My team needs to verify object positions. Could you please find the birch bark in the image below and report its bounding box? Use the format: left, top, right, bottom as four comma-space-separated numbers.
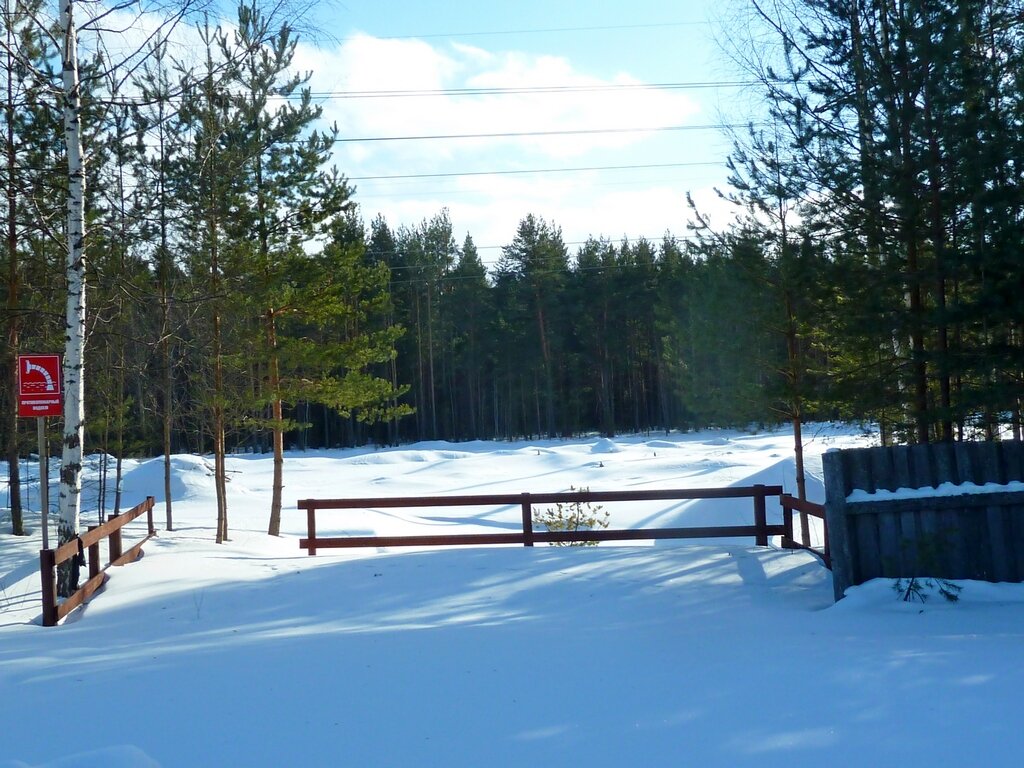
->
57, 0, 86, 597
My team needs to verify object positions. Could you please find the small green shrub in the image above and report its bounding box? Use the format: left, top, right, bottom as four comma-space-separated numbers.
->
893, 576, 962, 603
533, 486, 610, 546
893, 531, 962, 603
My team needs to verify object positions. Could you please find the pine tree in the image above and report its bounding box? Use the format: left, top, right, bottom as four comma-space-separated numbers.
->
495, 214, 569, 438
216, 3, 352, 536
1, 0, 62, 536
443, 234, 493, 439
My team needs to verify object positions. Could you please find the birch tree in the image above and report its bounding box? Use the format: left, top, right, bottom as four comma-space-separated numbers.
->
54, 0, 201, 593
55, 0, 86, 596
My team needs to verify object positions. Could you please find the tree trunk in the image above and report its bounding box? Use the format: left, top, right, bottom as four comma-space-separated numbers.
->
267, 309, 284, 536
5, 12, 22, 535
784, 290, 807, 502
57, 0, 86, 597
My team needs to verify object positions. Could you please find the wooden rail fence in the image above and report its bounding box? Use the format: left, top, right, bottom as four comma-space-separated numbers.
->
298, 485, 821, 554
780, 494, 829, 567
39, 496, 156, 627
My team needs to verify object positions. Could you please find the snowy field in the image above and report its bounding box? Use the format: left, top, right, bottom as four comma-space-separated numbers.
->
2, 425, 1024, 767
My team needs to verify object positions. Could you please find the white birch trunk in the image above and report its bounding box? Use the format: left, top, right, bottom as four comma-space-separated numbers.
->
57, 0, 86, 597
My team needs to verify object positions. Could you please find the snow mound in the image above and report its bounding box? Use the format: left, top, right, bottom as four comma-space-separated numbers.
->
590, 438, 621, 454
645, 440, 680, 450
0, 745, 161, 768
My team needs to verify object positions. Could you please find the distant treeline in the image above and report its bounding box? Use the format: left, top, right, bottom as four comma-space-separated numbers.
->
4, 0, 1024, 470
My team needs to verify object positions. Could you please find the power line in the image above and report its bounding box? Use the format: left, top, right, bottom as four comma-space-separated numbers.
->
335, 124, 744, 143
349, 161, 721, 181
362, 21, 710, 42
298, 81, 757, 100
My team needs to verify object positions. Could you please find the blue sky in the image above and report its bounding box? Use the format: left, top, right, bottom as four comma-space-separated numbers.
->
294, 2, 751, 261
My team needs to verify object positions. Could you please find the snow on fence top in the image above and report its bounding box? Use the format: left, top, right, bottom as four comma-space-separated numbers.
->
847, 480, 1024, 503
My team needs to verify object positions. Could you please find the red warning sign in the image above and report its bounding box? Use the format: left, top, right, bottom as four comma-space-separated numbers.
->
18, 354, 62, 418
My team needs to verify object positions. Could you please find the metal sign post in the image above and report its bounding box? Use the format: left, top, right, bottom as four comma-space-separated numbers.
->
38, 417, 48, 550
18, 354, 61, 548
17, 355, 62, 418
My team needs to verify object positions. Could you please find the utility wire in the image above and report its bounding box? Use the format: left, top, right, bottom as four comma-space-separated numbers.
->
363, 21, 710, 41
349, 161, 721, 181
334, 124, 744, 143
295, 81, 757, 100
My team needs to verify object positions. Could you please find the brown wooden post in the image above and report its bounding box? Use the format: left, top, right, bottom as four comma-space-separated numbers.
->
754, 485, 768, 546
306, 504, 317, 556
822, 450, 852, 600
822, 517, 831, 569
521, 493, 534, 547
108, 514, 123, 564
87, 524, 100, 581
39, 548, 58, 627
781, 496, 794, 547
146, 496, 155, 536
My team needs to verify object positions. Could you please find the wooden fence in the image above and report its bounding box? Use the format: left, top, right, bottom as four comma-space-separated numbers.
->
299, 485, 806, 553
39, 496, 156, 626
780, 494, 829, 567
823, 442, 1024, 600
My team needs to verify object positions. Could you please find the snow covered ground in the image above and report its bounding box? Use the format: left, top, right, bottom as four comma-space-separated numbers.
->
2, 425, 1023, 767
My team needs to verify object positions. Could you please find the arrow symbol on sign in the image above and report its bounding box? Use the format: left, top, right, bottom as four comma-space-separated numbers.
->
25, 359, 56, 391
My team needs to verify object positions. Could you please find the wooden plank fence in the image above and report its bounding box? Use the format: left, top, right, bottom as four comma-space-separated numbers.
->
39, 496, 156, 626
823, 442, 1024, 600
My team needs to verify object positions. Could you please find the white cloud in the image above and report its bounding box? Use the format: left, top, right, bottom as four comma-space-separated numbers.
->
86, 11, 733, 265
296, 33, 728, 261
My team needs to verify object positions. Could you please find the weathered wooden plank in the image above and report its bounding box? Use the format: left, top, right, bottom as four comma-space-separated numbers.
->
974, 442, 1004, 485
1008, 504, 1024, 583
985, 505, 1012, 582
870, 446, 896, 493
960, 504, 989, 580
846, 449, 875, 495
910, 443, 936, 488
1002, 443, 1024, 483
938, 507, 965, 578
854, 513, 882, 582
823, 450, 854, 600
897, 510, 919, 578
953, 442, 976, 486
876, 508, 902, 578
846, 491, 1024, 515
932, 442, 956, 486
892, 447, 913, 490
824, 444, 1024, 592
915, 507, 942, 574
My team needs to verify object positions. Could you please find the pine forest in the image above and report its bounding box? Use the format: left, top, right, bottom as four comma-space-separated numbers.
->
4, 0, 1024, 528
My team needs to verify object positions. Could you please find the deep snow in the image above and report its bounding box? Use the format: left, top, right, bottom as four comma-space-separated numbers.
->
1, 425, 1023, 767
